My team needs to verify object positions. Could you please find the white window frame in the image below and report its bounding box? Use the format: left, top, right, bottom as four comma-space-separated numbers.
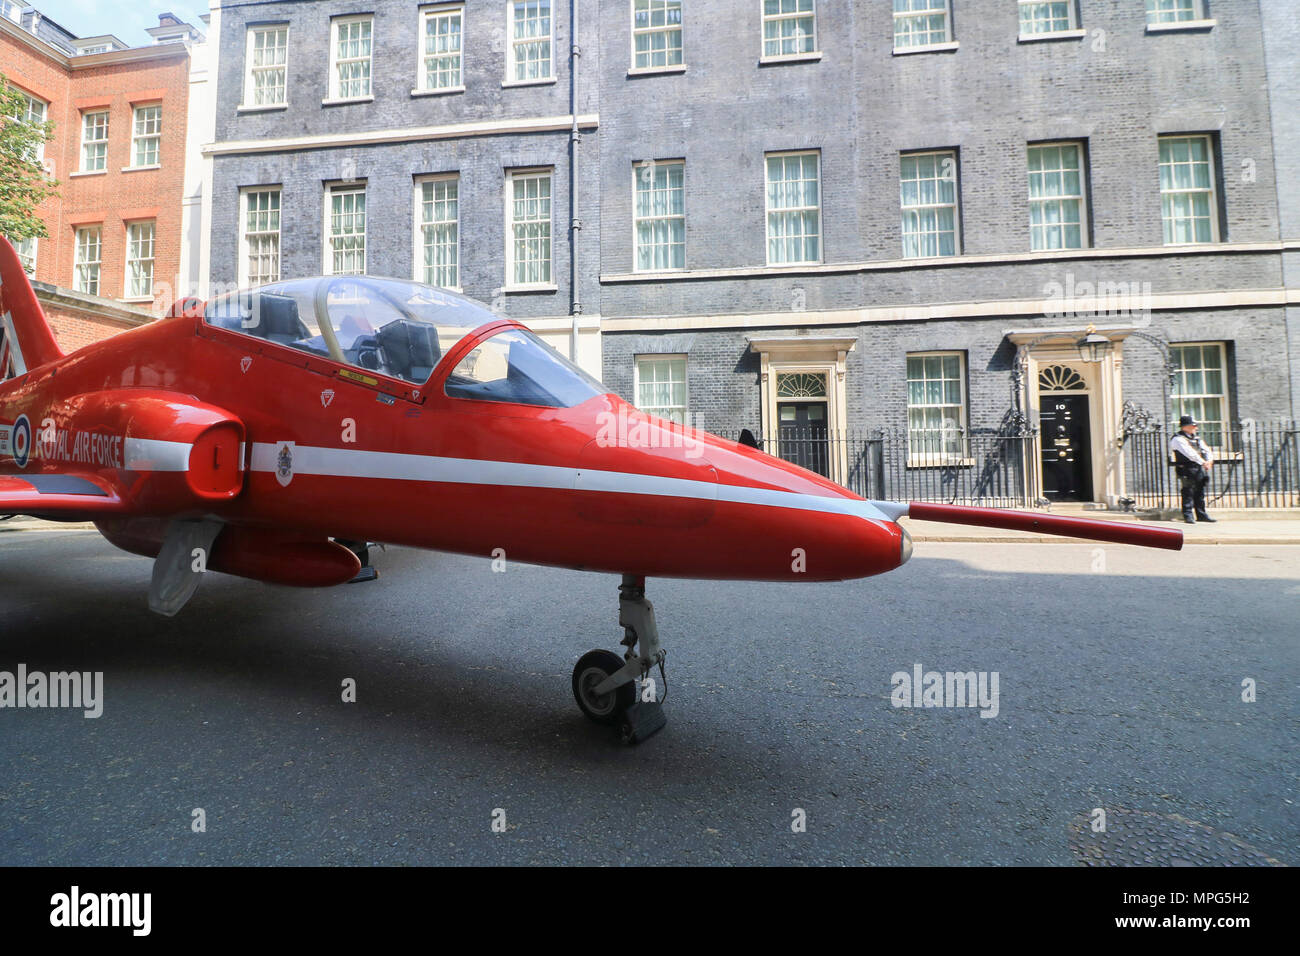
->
633, 159, 686, 273
505, 167, 554, 288
1146, 0, 1206, 26
1017, 0, 1078, 37
124, 220, 156, 301
129, 104, 162, 169
239, 186, 283, 287
764, 150, 822, 267
12, 90, 48, 164
416, 4, 465, 95
1171, 341, 1230, 451
892, 0, 953, 51
634, 354, 688, 424
505, 1, 554, 86
242, 25, 289, 109
1159, 133, 1219, 245
1027, 141, 1088, 251
74, 226, 102, 295
0, 1, 21, 24
906, 350, 969, 465
14, 236, 36, 276
328, 14, 374, 102
630, 0, 685, 73
761, 0, 818, 61
324, 182, 368, 276
414, 173, 461, 291
79, 110, 109, 173
900, 149, 961, 258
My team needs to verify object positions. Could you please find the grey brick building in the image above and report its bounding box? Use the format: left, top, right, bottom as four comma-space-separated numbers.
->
204, 0, 603, 368
202, 0, 1299, 505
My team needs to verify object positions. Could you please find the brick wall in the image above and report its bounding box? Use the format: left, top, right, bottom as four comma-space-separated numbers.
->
209, 0, 601, 322
597, 0, 1279, 310
40, 302, 136, 353
604, 303, 1294, 439
209, 135, 598, 324
200, 1, 1296, 436
1, 27, 191, 337
1260, 0, 1300, 419
31, 283, 153, 354
594, 0, 1293, 429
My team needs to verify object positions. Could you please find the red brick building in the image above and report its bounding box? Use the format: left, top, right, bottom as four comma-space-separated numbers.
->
1, 7, 198, 351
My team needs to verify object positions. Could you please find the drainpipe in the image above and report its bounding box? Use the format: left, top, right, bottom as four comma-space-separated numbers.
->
568, 0, 582, 362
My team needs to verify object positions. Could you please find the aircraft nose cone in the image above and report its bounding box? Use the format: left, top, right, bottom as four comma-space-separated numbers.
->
899, 524, 914, 566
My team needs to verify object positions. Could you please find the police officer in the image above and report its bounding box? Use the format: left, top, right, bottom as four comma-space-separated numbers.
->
1170, 414, 1216, 524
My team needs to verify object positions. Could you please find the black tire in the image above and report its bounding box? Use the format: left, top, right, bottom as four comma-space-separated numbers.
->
572, 649, 635, 725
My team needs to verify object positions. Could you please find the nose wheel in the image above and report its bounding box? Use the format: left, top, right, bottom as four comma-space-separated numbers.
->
571, 574, 669, 744
572, 650, 634, 724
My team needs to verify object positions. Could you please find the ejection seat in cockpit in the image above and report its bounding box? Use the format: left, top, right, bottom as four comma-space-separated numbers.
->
257, 294, 310, 346
377, 320, 441, 384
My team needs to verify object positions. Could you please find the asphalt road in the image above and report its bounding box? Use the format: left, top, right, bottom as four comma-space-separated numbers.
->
1, 528, 1296, 865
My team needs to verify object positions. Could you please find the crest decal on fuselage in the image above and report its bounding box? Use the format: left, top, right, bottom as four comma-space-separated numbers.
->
275, 441, 295, 487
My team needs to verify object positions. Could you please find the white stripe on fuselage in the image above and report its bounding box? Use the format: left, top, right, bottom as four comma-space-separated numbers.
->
123, 438, 192, 472
248, 442, 902, 524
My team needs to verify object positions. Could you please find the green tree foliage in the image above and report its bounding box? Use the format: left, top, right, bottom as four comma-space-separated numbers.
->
0, 73, 59, 245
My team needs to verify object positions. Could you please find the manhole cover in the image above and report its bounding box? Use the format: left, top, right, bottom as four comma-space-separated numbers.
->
1068, 809, 1284, 866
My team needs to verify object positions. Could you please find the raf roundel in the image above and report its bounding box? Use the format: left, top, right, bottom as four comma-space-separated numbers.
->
11, 414, 31, 469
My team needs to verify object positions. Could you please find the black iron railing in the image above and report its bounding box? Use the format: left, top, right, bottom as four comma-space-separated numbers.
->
747, 427, 1038, 507
1121, 421, 1300, 509
740, 420, 1300, 508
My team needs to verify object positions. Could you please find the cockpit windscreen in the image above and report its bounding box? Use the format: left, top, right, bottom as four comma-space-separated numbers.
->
444, 327, 607, 408
204, 276, 500, 386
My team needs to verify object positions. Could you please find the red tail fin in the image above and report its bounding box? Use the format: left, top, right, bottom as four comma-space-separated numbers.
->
0, 237, 64, 379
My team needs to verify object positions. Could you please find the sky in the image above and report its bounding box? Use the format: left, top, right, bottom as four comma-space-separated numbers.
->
28, 0, 212, 45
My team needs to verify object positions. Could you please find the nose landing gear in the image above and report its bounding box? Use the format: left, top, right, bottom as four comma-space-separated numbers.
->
571, 574, 669, 744
336, 539, 380, 583
572, 649, 634, 724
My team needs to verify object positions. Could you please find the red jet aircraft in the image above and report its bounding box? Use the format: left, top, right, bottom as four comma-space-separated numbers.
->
0, 239, 1181, 736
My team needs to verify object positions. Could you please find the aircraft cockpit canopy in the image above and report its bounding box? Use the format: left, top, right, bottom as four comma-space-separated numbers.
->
204, 276, 606, 407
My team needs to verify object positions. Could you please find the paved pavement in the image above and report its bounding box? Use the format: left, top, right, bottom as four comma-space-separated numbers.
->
0, 528, 1295, 865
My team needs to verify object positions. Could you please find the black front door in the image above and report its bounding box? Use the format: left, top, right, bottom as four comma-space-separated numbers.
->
1040, 394, 1092, 501
778, 402, 829, 477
